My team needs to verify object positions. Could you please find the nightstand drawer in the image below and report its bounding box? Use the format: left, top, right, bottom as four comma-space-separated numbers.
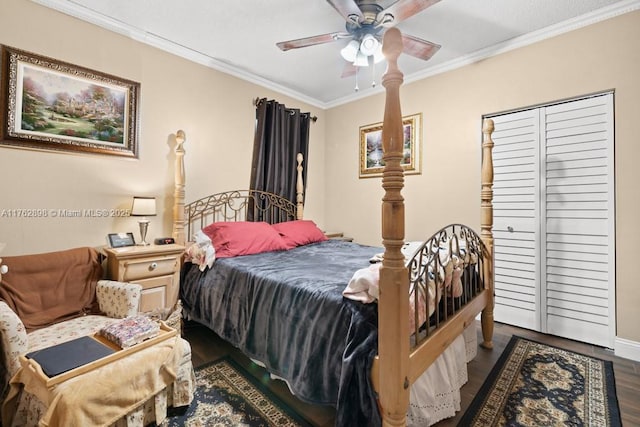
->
140, 287, 166, 313
121, 256, 178, 281
324, 231, 354, 242
131, 274, 174, 290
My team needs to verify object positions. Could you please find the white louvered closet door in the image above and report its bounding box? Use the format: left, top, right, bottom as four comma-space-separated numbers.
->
489, 93, 615, 348
491, 110, 540, 331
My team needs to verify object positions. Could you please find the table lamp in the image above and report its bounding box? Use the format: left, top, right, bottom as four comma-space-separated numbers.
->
130, 196, 156, 246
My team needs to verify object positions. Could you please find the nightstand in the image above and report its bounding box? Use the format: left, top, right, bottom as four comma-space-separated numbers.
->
324, 231, 354, 242
103, 244, 185, 312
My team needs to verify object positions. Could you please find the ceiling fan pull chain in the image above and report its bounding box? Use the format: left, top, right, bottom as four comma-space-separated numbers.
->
370, 55, 376, 87
355, 66, 359, 92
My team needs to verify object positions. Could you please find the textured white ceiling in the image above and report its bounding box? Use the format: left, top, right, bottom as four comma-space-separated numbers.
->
33, 0, 639, 108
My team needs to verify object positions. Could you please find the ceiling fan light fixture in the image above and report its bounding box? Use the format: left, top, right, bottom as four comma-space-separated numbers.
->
359, 34, 379, 56
373, 43, 384, 63
340, 40, 359, 62
353, 51, 369, 67
277, 0, 442, 88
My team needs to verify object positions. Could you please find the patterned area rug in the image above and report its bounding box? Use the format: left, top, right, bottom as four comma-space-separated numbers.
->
458, 335, 622, 426
164, 357, 313, 426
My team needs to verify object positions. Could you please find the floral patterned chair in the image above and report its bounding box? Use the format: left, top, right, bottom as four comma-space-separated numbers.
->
0, 246, 194, 426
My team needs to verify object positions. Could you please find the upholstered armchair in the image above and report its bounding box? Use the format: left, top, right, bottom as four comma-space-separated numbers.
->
0, 246, 194, 427
0, 280, 142, 387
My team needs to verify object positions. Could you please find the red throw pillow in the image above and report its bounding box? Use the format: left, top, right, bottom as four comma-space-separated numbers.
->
271, 220, 328, 249
202, 221, 288, 258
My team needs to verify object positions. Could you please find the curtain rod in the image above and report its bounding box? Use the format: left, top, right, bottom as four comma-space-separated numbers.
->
253, 97, 317, 122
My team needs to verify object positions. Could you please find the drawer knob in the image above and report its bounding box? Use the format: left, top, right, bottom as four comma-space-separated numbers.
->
149, 262, 158, 270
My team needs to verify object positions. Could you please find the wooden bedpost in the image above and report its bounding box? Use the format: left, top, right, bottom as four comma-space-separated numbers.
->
173, 130, 186, 246
378, 27, 410, 427
296, 153, 304, 220
480, 118, 495, 349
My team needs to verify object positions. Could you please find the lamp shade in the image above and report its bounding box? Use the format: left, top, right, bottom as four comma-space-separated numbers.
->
340, 40, 359, 62
130, 196, 157, 216
373, 43, 385, 63
359, 34, 379, 56
353, 51, 369, 67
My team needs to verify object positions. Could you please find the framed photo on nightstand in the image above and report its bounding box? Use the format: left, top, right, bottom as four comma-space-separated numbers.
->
107, 233, 136, 248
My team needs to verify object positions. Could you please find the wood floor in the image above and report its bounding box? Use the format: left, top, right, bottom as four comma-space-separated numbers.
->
184, 320, 640, 426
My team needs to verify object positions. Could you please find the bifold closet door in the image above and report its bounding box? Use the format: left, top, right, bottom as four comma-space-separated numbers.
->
489, 93, 615, 348
542, 94, 615, 348
491, 110, 540, 331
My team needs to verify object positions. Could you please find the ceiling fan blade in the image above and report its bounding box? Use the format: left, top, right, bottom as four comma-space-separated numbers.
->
377, 0, 441, 27
276, 32, 348, 51
401, 34, 441, 61
326, 0, 363, 24
341, 62, 357, 78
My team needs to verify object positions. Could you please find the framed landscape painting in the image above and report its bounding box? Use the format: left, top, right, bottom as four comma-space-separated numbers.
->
359, 112, 422, 178
0, 45, 139, 157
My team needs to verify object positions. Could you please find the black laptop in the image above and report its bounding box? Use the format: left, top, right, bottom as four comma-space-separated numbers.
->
25, 336, 116, 377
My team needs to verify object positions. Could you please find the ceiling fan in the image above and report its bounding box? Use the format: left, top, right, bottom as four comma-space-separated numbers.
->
276, 0, 442, 84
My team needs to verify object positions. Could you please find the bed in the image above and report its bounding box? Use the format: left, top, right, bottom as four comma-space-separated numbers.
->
171, 28, 495, 427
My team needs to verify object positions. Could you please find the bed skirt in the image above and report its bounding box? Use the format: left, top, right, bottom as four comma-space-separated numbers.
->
407, 324, 477, 426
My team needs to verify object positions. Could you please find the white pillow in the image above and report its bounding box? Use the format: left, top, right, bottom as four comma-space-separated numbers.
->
185, 230, 216, 271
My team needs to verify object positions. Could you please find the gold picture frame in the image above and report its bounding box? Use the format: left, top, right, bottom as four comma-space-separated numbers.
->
359, 113, 422, 178
0, 45, 139, 158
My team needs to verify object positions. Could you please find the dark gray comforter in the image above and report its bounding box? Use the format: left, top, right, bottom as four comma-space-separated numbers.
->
180, 239, 382, 426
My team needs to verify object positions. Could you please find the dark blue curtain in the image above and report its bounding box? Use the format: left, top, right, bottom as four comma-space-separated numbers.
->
250, 99, 311, 213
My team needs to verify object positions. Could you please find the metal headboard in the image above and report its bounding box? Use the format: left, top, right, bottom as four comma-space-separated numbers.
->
184, 190, 297, 241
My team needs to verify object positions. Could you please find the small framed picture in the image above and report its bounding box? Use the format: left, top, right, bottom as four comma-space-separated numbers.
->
107, 232, 136, 248
359, 113, 422, 178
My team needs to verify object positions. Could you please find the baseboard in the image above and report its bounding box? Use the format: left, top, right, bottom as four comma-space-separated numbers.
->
615, 336, 640, 362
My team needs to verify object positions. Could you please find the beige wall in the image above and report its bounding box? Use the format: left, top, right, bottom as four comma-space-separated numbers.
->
325, 11, 640, 342
0, 0, 325, 255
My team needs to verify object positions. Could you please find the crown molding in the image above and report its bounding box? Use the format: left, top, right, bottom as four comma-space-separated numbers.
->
328, 0, 640, 108
29, 0, 326, 109
30, 0, 640, 110
400, 0, 640, 89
